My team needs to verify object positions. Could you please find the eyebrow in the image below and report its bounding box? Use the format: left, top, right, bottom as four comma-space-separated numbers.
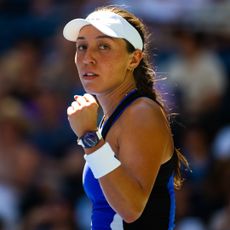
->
77, 35, 115, 41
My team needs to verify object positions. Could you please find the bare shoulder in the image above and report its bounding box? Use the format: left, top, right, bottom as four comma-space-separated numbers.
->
116, 97, 173, 163
119, 97, 169, 129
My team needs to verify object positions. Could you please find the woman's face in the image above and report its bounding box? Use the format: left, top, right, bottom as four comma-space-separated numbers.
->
75, 25, 134, 95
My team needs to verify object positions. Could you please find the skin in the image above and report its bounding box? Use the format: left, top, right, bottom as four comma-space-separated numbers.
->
67, 25, 174, 223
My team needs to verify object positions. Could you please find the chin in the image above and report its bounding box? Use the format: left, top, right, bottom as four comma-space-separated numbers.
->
82, 84, 110, 96
83, 86, 99, 95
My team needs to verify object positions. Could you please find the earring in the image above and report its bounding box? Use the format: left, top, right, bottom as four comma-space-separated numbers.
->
128, 67, 133, 72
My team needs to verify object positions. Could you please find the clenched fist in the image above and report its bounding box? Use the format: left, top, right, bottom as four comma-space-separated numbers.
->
67, 93, 99, 137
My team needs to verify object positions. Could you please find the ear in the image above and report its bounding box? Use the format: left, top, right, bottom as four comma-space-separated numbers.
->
128, 50, 143, 71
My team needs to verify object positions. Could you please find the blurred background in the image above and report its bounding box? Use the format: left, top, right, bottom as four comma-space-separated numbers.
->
0, 0, 229, 229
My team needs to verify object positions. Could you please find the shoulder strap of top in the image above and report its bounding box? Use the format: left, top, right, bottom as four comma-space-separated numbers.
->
100, 89, 144, 139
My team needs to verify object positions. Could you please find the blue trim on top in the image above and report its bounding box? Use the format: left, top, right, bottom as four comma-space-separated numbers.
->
100, 89, 141, 139
167, 175, 176, 230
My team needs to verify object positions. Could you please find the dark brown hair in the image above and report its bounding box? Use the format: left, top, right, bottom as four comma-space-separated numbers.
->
95, 5, 189, 189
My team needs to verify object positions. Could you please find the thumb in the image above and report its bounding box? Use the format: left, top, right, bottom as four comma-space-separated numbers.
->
74, 95, 79, 100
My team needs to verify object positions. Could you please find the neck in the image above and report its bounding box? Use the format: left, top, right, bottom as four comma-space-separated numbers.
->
96, 82, 136, 119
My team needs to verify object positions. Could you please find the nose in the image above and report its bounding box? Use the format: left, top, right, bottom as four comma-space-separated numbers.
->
83, 48, 96, 65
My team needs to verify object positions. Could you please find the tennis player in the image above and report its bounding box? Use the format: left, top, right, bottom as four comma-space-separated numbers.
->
63, 5, 188, 230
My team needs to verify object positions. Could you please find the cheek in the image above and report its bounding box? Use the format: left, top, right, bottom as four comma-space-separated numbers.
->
107, 53, 129, 71
74, 53, 78, 65
113, 59, 130, 75
75, 53, 82, 70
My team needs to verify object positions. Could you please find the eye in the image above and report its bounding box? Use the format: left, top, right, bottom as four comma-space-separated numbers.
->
76, 44, 87, 51
99, 43, 110, 50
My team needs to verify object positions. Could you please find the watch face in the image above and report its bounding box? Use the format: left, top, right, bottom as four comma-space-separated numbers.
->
82, 131, 100, 148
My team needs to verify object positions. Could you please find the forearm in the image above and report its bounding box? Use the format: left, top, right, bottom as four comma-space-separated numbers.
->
99, 166, 149, 223
83, 141, 149, 222
83, 137, 158, 222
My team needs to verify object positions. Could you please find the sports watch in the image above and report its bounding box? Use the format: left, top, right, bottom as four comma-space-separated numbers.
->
77, 130, 102, 148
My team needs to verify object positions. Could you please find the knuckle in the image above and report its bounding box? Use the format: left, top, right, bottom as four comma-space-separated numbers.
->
67, 107, 72, 115
71, 101, 77, 107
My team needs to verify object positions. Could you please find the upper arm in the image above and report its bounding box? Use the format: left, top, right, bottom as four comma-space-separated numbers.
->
116, 98, 173, 194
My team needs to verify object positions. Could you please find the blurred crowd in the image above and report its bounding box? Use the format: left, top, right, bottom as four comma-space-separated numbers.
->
0, 0, 229, 230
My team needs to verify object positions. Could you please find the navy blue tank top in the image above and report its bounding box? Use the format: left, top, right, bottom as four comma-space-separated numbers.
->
83, 89, 177, 230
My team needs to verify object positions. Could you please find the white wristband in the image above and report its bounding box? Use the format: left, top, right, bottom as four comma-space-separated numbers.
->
84, 142, 121, 179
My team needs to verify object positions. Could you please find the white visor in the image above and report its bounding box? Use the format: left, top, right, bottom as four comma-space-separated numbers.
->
63, 11, 143, 50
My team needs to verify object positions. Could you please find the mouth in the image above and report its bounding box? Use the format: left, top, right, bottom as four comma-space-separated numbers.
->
82, 72, 99, 79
